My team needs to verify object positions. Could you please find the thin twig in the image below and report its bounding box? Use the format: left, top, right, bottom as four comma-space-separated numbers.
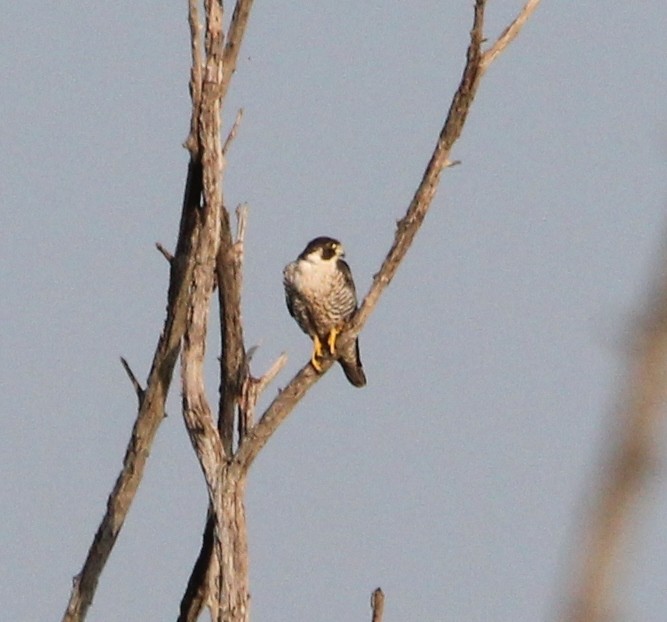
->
238, 351, 289, 435
119, 357, 144, 405
256, 352, 288, 395
480, 0, 541, 73
156, 242, 174, 263
222, 109, 244, 158
235, 203, 248, 244
233, 203, 248, 287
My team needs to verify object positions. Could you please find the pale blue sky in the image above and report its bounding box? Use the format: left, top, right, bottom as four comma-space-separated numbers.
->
2, 3, 667, 621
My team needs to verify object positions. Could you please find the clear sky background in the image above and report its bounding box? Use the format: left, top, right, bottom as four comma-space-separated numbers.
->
2, 3, 667, 621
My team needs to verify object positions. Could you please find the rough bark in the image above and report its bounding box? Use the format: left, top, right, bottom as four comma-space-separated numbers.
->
178, 2, 255, 621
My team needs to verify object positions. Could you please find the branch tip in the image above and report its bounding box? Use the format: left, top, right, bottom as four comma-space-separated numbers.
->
120, 356, 144, 404
246, 344, 259, 364
222, 108, 244, 158
257, 352, 288, 394
156, 242, 174, 262
371, 587, 385, 622
235, 202, 249, 243
481, 0, 541, 72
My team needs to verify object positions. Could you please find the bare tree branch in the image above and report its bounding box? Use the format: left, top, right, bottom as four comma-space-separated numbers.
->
239, 351, 288, 436
62, 1, 257, 620
156, 241, 175, 263
215, 0, 255, 455
179, 3, 244, 622
179, 511, 216, 622
561, 247, 667, 621
119, 356, 144, 406
62, 143, 204, 622
179, 2, 255, 621
235, 0, 543, 472
371, 588, 385, 622
223, 109, 244, 158
185, 0, 204, 155
480, 0, 541, 73
220, 0, 255, 99
63, 2, 538, 620
256, 352, 288, 395
62, 48, 208, 612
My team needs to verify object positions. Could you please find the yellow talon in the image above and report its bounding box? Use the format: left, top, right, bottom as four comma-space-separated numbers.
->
311, 335, 324, 372
313, 334, 324, 358
311, 354, 323, 372
327, 328, 339, 355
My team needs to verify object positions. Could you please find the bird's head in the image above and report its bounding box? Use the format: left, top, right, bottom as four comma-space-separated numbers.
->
298, 236, 345, 265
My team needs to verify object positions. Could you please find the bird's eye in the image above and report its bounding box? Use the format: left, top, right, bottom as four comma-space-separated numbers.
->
321, 245, 336, 260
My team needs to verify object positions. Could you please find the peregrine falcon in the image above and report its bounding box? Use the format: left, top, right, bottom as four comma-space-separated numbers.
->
283, 236, 366, 387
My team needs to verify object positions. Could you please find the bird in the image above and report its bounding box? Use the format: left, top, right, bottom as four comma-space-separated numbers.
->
283, 236, 366, 387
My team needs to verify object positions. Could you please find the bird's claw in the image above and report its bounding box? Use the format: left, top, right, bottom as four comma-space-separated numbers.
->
311, 335, 324, 372
327, 328, 339, 355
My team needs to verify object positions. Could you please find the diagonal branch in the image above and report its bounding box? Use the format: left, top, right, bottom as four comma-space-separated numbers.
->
62, 130, 204, 622
480, 0, 541, 73
61, 0, 238, 619
220, 0, 255, 100
235, 0, 518, 472
350, 0, 485, 333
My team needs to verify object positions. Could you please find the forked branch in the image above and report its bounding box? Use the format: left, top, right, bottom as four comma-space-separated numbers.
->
63, 2, 539, 621
61, 1, 256, 620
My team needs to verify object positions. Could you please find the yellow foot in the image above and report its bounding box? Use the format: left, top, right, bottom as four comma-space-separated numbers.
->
326, 327, 340, 356
311, 335, 324, 372
311, 354, 323, 372
313, 334, 324, 358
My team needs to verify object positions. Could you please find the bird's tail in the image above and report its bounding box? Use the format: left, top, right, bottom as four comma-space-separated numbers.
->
338, 338, 367, 387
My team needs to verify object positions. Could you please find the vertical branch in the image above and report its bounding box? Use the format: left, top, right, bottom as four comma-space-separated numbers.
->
562, 254, 667, 621
179, 2, 229, 621
217, 204, 247, 455
371, 588, 385, 622
180, 2, 255, 622
217, 469, 250, 621
179, 512, 216, 622
216, 0, 254, 456
185, 0, 203, 155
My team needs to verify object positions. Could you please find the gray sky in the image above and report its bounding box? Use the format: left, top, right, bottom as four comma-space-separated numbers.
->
2, 2, 667, 621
